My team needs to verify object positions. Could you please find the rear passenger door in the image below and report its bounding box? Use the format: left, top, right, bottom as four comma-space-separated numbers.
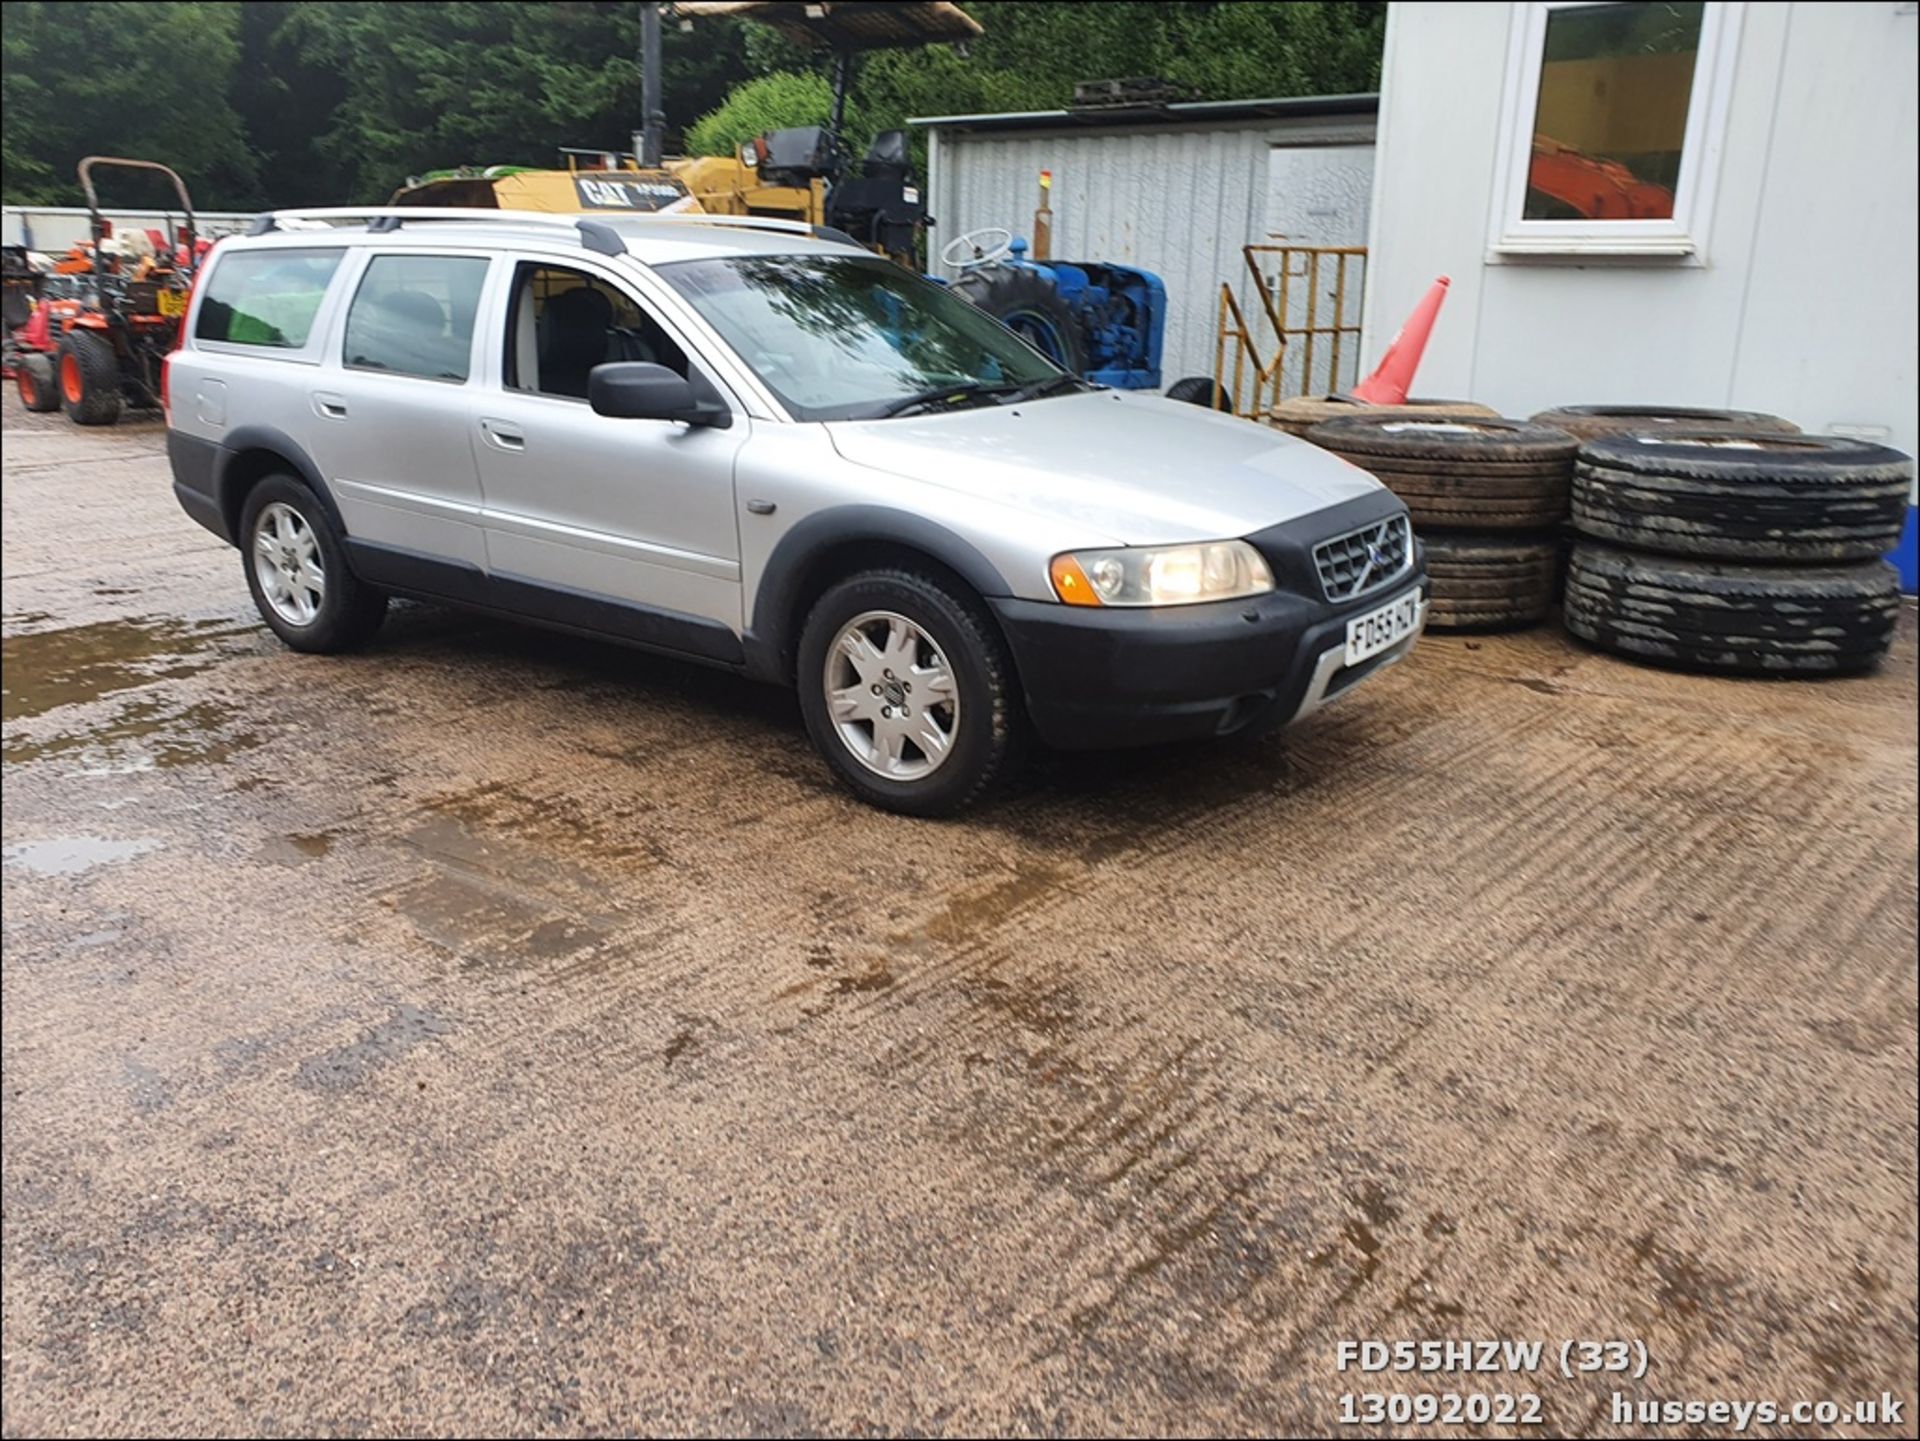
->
468, 258, 747, 653
306, 249, 496, 571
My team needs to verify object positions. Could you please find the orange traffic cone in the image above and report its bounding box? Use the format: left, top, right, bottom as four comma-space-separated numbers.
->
1349, 276, 1450, 405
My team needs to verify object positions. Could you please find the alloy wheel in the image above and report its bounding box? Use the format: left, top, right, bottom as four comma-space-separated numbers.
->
252, 501, 325, 626
822, 610, 960, 780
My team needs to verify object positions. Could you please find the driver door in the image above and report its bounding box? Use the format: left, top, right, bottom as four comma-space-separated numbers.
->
470, 258, 748, 656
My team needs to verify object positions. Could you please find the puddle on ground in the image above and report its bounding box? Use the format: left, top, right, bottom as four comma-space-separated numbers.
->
4, 695, 260, 769
259, 832, 335, 865
385, 814, 623, 972
2, 835, 162, 877
2, 615, 253, 723
903, 861, 1073, 949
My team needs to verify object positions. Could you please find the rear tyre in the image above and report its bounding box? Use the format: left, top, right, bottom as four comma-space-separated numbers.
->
797, 568, 1023, 817
240, 474, 388, 654
58, 330, 123, 426
949, 265, 1089, 375
1166, 375, 1230, 410
1563, 542, 1900, 676
1421, 531, 1561, 631
16, 352, 59, 412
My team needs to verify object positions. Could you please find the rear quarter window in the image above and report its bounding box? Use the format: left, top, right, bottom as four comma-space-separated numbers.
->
342, 253, 491, 383
194, 247, 344, 348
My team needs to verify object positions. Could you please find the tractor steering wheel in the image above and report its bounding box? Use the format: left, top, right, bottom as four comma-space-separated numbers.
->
942, 227, 1015, 270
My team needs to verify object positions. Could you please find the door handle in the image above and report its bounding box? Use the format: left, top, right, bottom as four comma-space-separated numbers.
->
312, 392, 348, 419
480, 418, 525, 452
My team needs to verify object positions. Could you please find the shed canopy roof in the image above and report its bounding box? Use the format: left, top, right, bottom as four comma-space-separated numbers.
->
910, 91, 1379, 133
671, 2, 981, 51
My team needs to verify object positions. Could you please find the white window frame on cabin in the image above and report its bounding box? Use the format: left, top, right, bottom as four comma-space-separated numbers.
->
1486, 0, 1744, 261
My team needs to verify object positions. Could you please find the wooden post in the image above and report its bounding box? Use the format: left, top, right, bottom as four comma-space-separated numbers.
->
1033, 170, 1053, 261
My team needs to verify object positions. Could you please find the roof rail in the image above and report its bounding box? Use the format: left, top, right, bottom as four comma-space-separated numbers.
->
240, 205, 865, 253
244, 207, 628, 255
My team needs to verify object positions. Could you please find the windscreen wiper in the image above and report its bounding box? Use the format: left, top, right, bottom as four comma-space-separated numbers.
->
876, 382, 1023, 419
999, 374, 1086, 405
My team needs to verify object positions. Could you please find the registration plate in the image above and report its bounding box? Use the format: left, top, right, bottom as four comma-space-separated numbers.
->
155, 288, 188, 318
1345, 589, 1421, 665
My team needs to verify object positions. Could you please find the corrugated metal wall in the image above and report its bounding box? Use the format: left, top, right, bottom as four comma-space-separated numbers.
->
926, 116, 1374, 389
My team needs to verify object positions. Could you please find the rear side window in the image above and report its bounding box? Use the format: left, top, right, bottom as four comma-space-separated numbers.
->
343, 253, 490, 383
195, 247, 344, 348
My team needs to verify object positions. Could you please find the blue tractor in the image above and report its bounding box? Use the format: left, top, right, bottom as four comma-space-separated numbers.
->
938, 227, 1217, 403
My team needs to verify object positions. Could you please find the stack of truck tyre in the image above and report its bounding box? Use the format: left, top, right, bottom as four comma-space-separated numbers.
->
1537, 407, 1911, 677
1302, 413, 1579, 631
1301, 402, 1910, 675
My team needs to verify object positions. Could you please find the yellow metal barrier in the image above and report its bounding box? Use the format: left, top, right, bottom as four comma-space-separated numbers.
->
1213, 244, 1367, 419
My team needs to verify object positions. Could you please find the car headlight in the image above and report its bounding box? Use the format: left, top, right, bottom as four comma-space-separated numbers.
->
1049, 540, 1274, 607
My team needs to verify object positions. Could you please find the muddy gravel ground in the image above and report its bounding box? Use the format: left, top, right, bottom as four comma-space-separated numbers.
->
2, 393, 1916, 1438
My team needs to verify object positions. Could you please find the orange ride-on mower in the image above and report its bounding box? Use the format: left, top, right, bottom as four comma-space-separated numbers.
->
30, 157, 201, 426
2, 244, 59, 411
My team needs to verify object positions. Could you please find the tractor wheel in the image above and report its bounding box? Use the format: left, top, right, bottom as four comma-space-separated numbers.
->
16, 353, 60, 412
949, 265, 1089, 375
1165, 375, 1230, 410
58, 330, 124, 426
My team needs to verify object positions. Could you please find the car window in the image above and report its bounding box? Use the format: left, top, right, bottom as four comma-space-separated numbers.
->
195, 247, 344, 348
342, 253, 489, 382
655, 253, 1063, 421
504, 263, 688, 400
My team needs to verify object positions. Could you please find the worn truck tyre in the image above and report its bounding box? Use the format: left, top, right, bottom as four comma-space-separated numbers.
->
1421, 532, 1561, 631
1564, 542, 1901, 676
1530, 404, 1799, 442
1571, 432, 1912, 562
16, 352, 59, 412
1304, 415, 1579, 528
58, 330, 123, 426
1271, 394, 1497, 437
948, 265, 1089, 375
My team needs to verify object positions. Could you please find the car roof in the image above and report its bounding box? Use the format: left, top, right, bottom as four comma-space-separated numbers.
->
223, 209, 870, 269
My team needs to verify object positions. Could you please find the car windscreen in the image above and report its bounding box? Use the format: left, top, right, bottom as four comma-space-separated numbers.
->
654, 253, 1065, 421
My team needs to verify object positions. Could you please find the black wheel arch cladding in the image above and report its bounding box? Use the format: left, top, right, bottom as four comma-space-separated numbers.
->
744, 506, 1015, 683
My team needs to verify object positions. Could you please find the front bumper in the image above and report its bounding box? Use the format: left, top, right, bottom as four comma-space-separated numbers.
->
990, 494, 1428, 750
990, 576, 1427, 750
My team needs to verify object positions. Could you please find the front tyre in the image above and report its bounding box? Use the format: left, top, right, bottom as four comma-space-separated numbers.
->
797, 569, 1023, 816
240, 474, 388, 653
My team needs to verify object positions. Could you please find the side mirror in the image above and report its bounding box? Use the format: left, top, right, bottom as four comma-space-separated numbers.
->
587, 361, 731, 428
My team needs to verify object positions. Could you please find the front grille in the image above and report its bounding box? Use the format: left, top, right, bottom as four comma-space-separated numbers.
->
1313, 514, 1411, 603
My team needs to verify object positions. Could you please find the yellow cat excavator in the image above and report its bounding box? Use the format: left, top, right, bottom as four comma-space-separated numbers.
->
390, 1, 981, 267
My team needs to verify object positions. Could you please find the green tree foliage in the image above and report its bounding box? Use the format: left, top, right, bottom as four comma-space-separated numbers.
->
2, 2, 1384, 208
688, 1, 1385, 156
683, 73, 870, 160
276, 0, 753, 202
1, 1, 257, 206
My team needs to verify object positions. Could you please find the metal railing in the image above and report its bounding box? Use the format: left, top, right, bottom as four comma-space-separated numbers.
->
1212, 243, 1368, 419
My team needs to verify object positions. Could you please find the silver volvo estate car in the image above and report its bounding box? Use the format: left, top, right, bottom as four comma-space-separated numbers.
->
166, 210, 1426, 815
